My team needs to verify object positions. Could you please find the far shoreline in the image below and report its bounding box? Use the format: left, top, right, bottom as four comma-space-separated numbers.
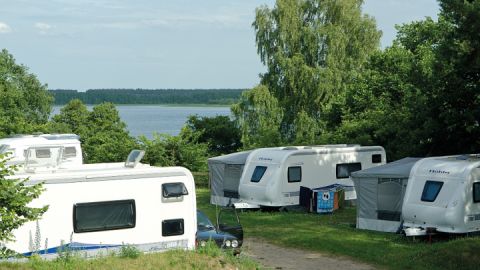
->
52, 103, 232, 108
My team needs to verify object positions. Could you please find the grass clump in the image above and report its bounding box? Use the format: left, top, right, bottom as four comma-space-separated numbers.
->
118, 244, 141, 259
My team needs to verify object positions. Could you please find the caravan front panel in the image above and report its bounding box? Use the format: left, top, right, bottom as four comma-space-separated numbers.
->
402, 156, 480, 233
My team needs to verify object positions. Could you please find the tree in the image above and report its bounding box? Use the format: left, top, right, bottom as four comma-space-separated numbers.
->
424, 0, 480, 155
185, 115, 242, 156
0, 154, 47, 255
328, 0, 480, 159
139, 127, 209, 172
0, 49, 53, 137
237, 0, 380, 144
232, 85, 283, 148
49, 99, 90, 136
49, 100, 138, 163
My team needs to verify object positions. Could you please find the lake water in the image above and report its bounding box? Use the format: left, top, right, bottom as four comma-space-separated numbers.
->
52, 105, 231, 138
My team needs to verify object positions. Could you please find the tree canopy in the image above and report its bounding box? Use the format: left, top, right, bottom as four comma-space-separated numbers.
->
49, 100, 138, 163
323, 0, 480, 159
185, 115, 242, 156
235, 0, 381, 147
0, 49, 53, 137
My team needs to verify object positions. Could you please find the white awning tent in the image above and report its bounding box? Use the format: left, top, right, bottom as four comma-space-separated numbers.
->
208, 151, 252, 206
351, 157, 421, 232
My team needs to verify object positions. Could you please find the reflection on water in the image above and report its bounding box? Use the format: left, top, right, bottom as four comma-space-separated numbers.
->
52, 105, 231, 138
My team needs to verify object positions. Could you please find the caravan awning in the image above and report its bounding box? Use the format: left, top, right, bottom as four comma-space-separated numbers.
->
352, 157, 421, 179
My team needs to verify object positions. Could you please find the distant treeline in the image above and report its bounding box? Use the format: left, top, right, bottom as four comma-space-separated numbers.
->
50, 89, 245, 105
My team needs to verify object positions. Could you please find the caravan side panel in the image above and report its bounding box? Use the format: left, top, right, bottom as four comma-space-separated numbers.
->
238, 147, 386, 207
7, 170, 196, 257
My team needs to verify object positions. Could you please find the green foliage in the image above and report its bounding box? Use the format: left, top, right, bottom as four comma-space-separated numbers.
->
232, 85, 283, 149
235, 0, 380, 145
1, 249, 258, 270
0, 153, 47, 245
139, 128, 209, 172
55, 240, 78, 265
0, 49, 53, 137
324, 0, 480, 159
118, 244, 141, 259
50, 89, 244, 105
185, 115, 242, 156
49, 100, 138, 163
196, 240, 223, 258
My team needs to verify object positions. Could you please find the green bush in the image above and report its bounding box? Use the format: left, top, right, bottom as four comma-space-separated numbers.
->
118, 244, 141, 259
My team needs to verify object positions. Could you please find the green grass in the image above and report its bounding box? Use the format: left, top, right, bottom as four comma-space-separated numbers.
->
196, 188, 480, 270
0, 246, 259, 270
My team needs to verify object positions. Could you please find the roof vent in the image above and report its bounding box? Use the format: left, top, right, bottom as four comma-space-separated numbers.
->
125, 150, 145, 168
283, 146, 298, 150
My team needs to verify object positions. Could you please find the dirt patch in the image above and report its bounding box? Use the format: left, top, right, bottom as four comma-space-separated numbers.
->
242, 238, 376, 270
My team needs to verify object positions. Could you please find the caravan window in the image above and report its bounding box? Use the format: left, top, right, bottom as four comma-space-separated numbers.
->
336, 163, 362, 179
288, 166, 302, 183
421, 181, 443, 202
372, 154, 382, 163
35, 149, 51, 158
0, 144, 8, 154
251, 166, 267, 183
163, 182, 188, 198
162, 219, 184, 236
473, 183, 480, 203
73, 200, 136, 233
64, 147, 77, 158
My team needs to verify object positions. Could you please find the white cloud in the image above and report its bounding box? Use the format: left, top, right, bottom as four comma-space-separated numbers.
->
34, 22, 54, 34
0, 22, 12, 34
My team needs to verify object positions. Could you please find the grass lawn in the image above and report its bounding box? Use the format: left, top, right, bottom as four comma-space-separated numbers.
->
196, 188, 480, 270
0, 244, 259, 270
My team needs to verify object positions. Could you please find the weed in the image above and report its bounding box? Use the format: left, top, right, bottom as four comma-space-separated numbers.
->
118, 244, 141, 259
196, 240, 222, 257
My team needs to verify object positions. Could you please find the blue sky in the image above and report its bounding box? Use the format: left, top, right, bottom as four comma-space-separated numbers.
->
0, 0, 439, 90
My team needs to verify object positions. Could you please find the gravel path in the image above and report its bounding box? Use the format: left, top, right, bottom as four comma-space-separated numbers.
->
242, 238, 376, 270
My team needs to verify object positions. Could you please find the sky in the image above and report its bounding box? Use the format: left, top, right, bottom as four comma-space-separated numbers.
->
0, 0, 439, 91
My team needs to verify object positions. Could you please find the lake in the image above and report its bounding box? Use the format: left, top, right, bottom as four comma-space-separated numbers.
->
52, 105, 231, 138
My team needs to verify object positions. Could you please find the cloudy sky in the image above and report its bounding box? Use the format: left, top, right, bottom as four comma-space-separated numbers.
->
0, 0, 439, 90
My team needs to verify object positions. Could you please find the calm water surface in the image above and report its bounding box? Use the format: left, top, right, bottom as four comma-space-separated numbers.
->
52, 105, 231, 138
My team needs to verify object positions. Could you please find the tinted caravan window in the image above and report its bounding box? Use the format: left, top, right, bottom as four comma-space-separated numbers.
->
474, 182, 480, 203
421, 181, 444, 202
162, 219, 184, 236
162, 182, 188, 198
74, 200, 135, 233
372, 154, 382, 163
288, 166, 302, 183
336, 163, 362, 179
251, 166, 267, 183
35, 149, 51, 158
64, 147, 77, 158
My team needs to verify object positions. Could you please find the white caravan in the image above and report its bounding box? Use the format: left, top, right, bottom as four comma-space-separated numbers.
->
0, 134, 82, 167
237, 145, 386, 208
2, 151, 197, 258
402, 155, 480, 235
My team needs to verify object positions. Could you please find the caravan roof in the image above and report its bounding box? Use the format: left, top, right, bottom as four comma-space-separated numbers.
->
409, 154, 480, 179
13, 162, 189, 185
0, 134, 80, 148
246, 145, 384, 165
352, 157, 421, 179
208, 150, 253, 165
